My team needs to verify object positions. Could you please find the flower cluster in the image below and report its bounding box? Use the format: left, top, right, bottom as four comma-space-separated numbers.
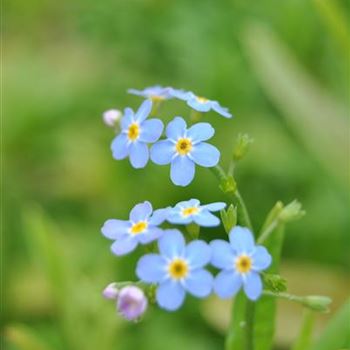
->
101, 198, 272, 316
103, 85, 233, 186
101, 85, 272, 321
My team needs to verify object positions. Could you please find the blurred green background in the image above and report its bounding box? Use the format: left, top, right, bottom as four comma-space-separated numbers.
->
3, 0, 350, 349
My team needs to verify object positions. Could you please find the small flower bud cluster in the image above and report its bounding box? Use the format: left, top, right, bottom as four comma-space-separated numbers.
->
102, 283, 148, 321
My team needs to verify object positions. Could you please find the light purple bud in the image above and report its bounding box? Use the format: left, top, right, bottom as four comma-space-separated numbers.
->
102, 282, 119, 300
117, 286, 148, 321
103, 109, 122, 127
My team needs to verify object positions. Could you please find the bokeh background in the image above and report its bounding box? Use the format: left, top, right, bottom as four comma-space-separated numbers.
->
3, 0, 350, 349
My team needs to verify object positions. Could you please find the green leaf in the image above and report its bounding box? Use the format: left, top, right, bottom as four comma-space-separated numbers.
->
310, 299, 350, 350
253, 224, 285, 350
220, 204, 237, 234
291, 310, 315, 350
225, 292, 248, 350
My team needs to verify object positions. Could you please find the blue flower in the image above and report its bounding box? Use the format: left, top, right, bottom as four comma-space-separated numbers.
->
167, 199, 226, 227
111, 100, 164, 168
211, 226, 272, 301
128, 85, 173, 101
171, 89, 232, 118
150, 117, 220, 186
101, 201, 168, 256
136, 229, 213, 311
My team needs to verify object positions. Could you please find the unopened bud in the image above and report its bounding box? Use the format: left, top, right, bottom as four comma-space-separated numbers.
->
233, 133, 253, 161
117, 286, 148, 321
103, 109, 122, 127
102, 282, 119, 300
301, 295, 332, 313
279, 200, 305, 223
220, 204, 237, 234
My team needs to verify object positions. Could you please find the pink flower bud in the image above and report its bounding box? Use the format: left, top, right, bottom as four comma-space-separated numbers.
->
117, 286, 148, 321
103, 109, 122, 127
102, 282, 119, 300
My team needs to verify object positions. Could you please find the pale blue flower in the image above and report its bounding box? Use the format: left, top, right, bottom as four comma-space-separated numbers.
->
128, 85, 173, 101
111, 100, 163, 168
211, 226, 272, 301
171, 89, 232, 118
101, 201, 168, 256
167, 199, 226, 227
136, 229, 213, 311
150, 117, 220, 186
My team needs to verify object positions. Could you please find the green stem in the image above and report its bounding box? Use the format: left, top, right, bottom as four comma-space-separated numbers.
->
210, 165, 253, 231
245, 301, 255, 350
211, 164, 254, 350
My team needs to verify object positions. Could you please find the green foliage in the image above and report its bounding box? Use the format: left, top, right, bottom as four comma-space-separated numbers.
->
310, 299, 350, 350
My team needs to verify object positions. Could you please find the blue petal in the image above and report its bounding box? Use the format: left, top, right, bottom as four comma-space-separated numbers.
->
185, 240, 211, 268
243, 272, 262, 301
167, 211, 192, 225
191, 142, 220, 167
129, 201, 153, 222
111, 134, 129, 160
129, 142, 149, 168
135, 99, 152, 122
252, 246, 272, 271
150, 140, 175, 165
187, 198, 200, 207
166, 117, 187, 140
229, 226, 255, 254
187, 99, 211, 112
170, 156, 195, 186
170, 89, 192, 101
136, 254, 166, 283
149, 208, 170, 225
202, 202, 226, 212
214, 270, 242, 299
212, 101, 232, 118
184, 270, 213, 298
210, 240, 234, 269
121, 107, 134, 129
187, 123, 215, 142
127, 88, 143, 96
158, 229, 185, 259
139, 119, 164, 143
156, 280, 186, 311
137, 227, 163, 244
193, 211, 220, 227
111, 237, 138, 256
101, 219, 130, 239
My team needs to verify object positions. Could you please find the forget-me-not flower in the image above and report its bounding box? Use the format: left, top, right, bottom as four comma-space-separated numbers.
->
150, 117, 220, 186
211, 226, 272, 301
167, 199, 226, 227
136, 229, 213, 311
101, 201, 168, 256
171, 89, 232, 118
128, 85, 173, 101
111, 100, 163, 168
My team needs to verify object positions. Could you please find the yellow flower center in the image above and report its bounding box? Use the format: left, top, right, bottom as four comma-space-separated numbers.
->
196, 96, 208, 103
130, 221, 148, 235
235, 255, 252, 274
128, 123, 140, 141
176, 138, 192, 155
182, 207, 199, 217
151, 95, 165, 102
168, 259, 189, 280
